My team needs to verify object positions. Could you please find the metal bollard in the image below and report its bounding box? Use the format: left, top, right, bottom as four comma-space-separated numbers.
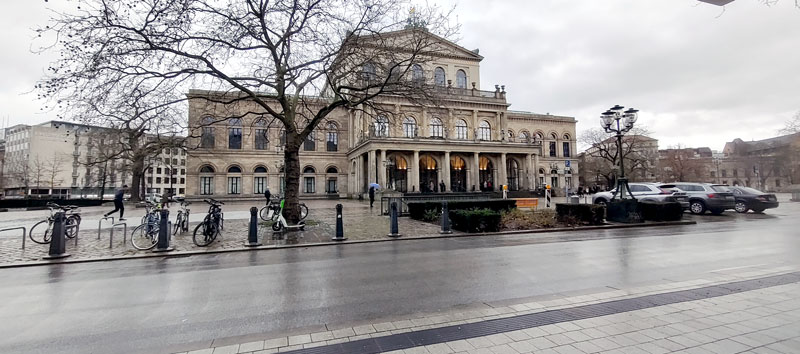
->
332, 204, 347, 241
387, 201, 401, 238
440, 201, 452, 234
43, 212, 71, 259
153, 209, 174, 252
245, 207, 261, 247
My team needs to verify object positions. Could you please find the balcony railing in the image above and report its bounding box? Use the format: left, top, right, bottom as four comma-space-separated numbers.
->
358, 128, 543, 146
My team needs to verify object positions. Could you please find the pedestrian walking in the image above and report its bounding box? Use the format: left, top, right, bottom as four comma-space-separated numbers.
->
161, 191, 171, 209
264, 186, 271, 204
439, 180, 446, 193
104, 185, 127, 221
369, 186, 375, 208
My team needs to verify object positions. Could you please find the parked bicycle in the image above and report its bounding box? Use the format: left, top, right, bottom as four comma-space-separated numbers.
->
172, 201, 191, 235
29, 202, 82, 244
259, 196, 308, 222
130, 201, 162, 250
193, 198, 224, 247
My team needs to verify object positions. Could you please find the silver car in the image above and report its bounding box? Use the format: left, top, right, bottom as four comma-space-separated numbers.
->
592, 182, 689, 208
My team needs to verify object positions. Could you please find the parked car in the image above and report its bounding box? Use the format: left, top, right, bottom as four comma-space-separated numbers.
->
592, 182, 689, 209
670, 183, 735, 215
728, 186, 779, 213
144, 193, 163, 204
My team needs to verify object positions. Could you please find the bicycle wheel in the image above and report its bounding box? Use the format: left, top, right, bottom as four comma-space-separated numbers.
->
193, 221, 217, 247
29, 220, 52, 244
259, 206, 270, 221
300, 204, 309, 220
172, 213, 182, 235
131, 224, 158, 250
65, 215, 80, 239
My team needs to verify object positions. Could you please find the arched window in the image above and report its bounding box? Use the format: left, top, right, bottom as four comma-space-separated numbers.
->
326, 122, 338, 151
456, 69, 467, 89
253, 166, 268, 194
227, 165, 242, 194
200, 117, 215, 148
374, 115, 389, 137
326, 166, 339, 193
362, 62, 376, 82
534, 132, 544, 143
228, 118, 243, 149
434, 67, 446, 87
403, 117, 417, 138
478, 121, 491, 141
304, 131, 315, 151
429, 117, 443, 138
326, 166, 338, 174
563, 133, 571, 157
549, 132, 558, 157
507, 129, 515, 142
254, 118, 269, 150
455, 119, 468, 140
303, 166, 316, 193
411, 64, 424, 85
199, 165, 215, 195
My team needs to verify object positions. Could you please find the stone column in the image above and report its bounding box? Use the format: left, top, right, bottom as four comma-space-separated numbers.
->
526, 153, 533, 190
368, 149, 376, 184
499, 153, 507, 189
534, 153, 540, 189
412, 150, 420, 193
473, 151, 480, 192
379, 149, 387, 188
443, 151, 451, 192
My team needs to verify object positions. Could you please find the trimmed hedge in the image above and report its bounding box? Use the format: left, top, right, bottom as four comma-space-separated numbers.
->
407, 199, 516, 220
607, 199, 643, 223
450, 208, 502, 233
555, 203, 606, 225
0, 198, 104, 209
639, 201, 683, 221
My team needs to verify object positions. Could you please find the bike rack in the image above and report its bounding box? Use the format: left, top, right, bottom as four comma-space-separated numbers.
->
0, 227, 27, 249
98, 216, 115, 240
109, 222, 127, 248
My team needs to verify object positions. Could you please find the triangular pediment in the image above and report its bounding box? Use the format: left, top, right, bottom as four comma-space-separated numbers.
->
356, 28, 483, 62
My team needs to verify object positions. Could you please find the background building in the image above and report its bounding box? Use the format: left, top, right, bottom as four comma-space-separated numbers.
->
186, 32, 578, 199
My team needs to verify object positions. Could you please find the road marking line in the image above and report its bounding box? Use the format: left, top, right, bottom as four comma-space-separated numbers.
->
710, 264, 768, 273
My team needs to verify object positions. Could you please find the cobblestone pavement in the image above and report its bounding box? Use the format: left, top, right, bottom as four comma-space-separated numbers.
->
176, 265, 800, 354
0, 199, 453, 264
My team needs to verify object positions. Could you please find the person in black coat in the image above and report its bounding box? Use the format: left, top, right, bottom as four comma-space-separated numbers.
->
368, 186, 375, 208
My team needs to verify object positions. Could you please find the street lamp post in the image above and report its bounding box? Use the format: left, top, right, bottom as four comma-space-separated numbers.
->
600, 105, 639, 201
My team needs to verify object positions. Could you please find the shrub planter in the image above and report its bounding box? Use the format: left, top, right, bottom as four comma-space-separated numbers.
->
555, 203, 606, 225
606, 199, 643, 223
450, 208, 502, 233
638, 201, 683, 221
407, 199, 516, 220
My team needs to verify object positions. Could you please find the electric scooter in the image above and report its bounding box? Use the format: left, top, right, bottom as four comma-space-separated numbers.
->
271, 198, 306, 232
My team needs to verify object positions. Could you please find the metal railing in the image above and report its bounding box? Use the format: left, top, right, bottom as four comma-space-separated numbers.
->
1, 227, 27, 249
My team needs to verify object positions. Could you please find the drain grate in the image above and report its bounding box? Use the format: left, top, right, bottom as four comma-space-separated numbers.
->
283, 272, 800, 354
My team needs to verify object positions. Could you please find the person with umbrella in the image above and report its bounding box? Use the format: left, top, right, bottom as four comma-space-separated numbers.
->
368, 183, 380, 208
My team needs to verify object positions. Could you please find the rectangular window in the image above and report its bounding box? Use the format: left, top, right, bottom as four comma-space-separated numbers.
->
180, 178, 185, 184
733, 169, 738, 177
304, 135, 315, 151
200, 177, 214, 195
173, 158, 178, 165
304, 177, 315, 193
539, 176, 545, 186
181, 169, 185, 175
179, 188, 185, 194
164, 158, 170, 164
156, 177, 161, 184
776, 179, 781, 187
721, 169, 727, 177
549, 142, 557, 157
551, 176, 559, 188
157, 168, 162, 174
147, 177, 153, 184
229, 128, 242, 149
255, 129, 268, 150
228, 177, 241, 194
171, 178, 177, 184
710, 171, 716, 177
562, 142, 571, 157
254, 177, 267, 194
165, 168, 171, 175
172, 148, 179, 155
181, 159, 185, 165
565, 176, 572, 189
326, 131, 338, 152
181, 150, 186, 156
327, 178, 338, 193
201, 127, 215, 148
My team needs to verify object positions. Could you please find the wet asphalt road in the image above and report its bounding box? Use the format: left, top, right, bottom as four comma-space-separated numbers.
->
0, 201, 798, 354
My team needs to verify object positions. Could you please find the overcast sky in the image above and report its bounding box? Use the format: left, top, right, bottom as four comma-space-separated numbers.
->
1, 0, 798, 151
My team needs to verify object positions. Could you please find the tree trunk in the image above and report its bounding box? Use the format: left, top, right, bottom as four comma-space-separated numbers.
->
130, 158, 145, 203
283, 140, 302, 224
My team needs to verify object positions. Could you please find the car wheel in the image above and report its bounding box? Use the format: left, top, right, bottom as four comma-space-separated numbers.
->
734, 201, 748, 213
689, 201, 706, 214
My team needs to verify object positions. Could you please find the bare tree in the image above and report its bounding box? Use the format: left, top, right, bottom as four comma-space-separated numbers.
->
37, 0, 457, 221
579, 128, 657, 188
46, 152, 67, 195
5, 159, 32, 197
31, 155, 48, 196
779, 111, 800, 135
658, 145, 706, 182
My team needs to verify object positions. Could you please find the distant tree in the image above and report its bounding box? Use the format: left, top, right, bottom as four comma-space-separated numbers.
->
46, 152, 66, 195
31, 155, 48, 195
6, 159, 32, 197
658, 145, 706, 182
579, 128, 657, 187
779, 111, 800, 135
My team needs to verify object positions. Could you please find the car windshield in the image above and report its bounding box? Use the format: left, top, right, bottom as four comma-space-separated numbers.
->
710, 185, 732, 193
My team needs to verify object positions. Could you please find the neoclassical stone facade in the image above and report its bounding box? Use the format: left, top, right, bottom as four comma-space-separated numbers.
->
185, 33, 577, 199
